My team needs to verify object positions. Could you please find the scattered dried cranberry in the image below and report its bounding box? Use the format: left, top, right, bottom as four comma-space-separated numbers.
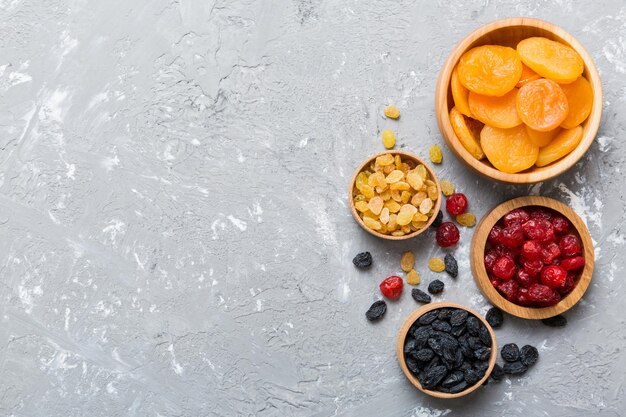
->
540, 265, 567, 289
446, 193, 468, 216
521, 240, 542, 261
497, 280, 519, 301
541, 242, 561, 264
561, 256, 585, 271
503, 208, 530, 227
436, 222, 460, 247
488, 225, 503, 246
379, 276, 403, 299
559, 234, 582, 257
492, 256, 516, 279
500, 223, 524, 248
552, 216, 570, 235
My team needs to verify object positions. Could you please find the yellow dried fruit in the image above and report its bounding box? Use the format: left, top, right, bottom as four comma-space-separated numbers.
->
385, 200, 401, 213
355, 172, 368, 192
428, 257, 445, 272
368, 196, 384, 215
456, 212, 476, 227
429, 144, 443, 164
397, 204, 418, 226
400, 191, 412, 204
355, 201, 369, 213
411, 220, 427, 230
401, 225, 412, 234
361, 185, 374, 199
390, 181, 410, 191
416, 165, 427, 180
353, 194, 366, 202
388, 213, 398, 231
390, 189, 402, 202
392, 230, 405, 237
413, 212, 428, 222
384, 105, 401, 119
410, 191, 427, 206
427, 186, 438, 201
382, 129, 396, 149
419, 198, 433, 214
400, 251, 415, 272
383, 164, 395, 175
379, 189, 391, 201
406, 269, 420, 285
406, 171, 424, 190
440, 180, 455, 196
379, 207, 390, 224
385, 170, 405, 184
363, 216, 382, 230
376, 154, 395, 166
395, 154, 402, 169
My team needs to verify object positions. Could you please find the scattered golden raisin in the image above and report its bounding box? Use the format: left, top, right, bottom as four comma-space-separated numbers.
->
429, 144, 443, 164
456, 212, 476, 227
382, 129, 396, 149
400, 251, 415, 272
440, 180, 455, 197
384, 105, 401, 119
428, 257, 445, 272
406, 269, 420, 285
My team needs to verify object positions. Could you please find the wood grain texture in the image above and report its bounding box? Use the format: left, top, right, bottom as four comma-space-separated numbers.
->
435, 17, 603, 184
396, 302, 497, 399
470, 196, 594, 319
348, 150, 441, 240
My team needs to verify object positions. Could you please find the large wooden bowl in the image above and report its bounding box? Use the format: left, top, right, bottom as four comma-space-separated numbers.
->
471, 196, 594, 319
349, 150, 441, 240
396, 302, 497, 399
435, 17, 602, 184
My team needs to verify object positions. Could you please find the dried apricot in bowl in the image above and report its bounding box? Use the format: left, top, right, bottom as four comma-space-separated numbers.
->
516, 79, 569, 132
451, 67, 473, 117
468, 88, 522, 129
481, 124, 538, 173
449, 107, 485, 160
457, 45, 522, 97
536, 126, 583, 167
517, 37, 584, 84
525, 126, 561, 148
559, 77, 593, 129
516, 64, 541, 88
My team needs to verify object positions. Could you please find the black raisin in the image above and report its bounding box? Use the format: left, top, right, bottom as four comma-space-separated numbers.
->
406, 357, 420, 374
441, 371, 465, 388
428, 279, 444, 295
463, 369, 481, 385
352, 251, 372, 268
450, 309, 468, 327
431, 210, 443, 228
413, 326, 432, 348
474, 347, 491, 361
418, 310, 439, 325
485, 307, 504, 328
466, 316, 480, 336
365, 300, 386, 321
424, 356, 441, 372
411, 288, 431, 304
459, 336, 473, 359
447, 380, 469, 393
404, 338, 417, 354
542, 315, 567, 327
520, 345, 539, 367
501, 343, 520, 362
478, 324, 492, 347
414, 348, 435, 362
437, 308, 452, 321
467, 336, 483, 351
454, 348, 465, 369
503, 361, 527, 375
444, 253, 458, 278
421, 365, 448, 389
451, 324, 466, 337
427, 336, 443, 356
490, 363, 504, 381
432, 320, 452, 333
474, 361, 489, 374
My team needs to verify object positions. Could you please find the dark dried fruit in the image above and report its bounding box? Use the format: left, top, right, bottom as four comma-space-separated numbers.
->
444, 253, 458, 278
520, 345, 539, 366
490, 363, 504, 381
446, 193, 468, 216
478, 324, 492, 347
418, 310, 440, 325
446, 380, 469, 393
485, 307, 503, 328
441, 371, 465, 388
501, 343, 520, 362
436, 222, 460, 247
463, 369, 482, 385
404, 338, 417, 354
379, 275, 403, 299
432, 320, 452, 333
466, 316, 480, 336
450, 309, 468, 327
437, 308, 452, 320
411, 288, 431, 304
542, 314, 567, 327
467, 337, 483, 351
406, 357, 420, 374
428, 279, 445, 295
451, 324, 466, 337
352, 251, 372, 268
503, 361, 527, 375
365, 300, 387, 321
421, 365, 448, 389
474, 347, 491, 361
414, 348, 435, 362
431, 210, 444, 228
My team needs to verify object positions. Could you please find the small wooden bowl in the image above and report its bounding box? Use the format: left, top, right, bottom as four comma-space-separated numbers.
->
396, 302, 497, 398
349, 150, 441, 240
471, 196, 594, 319
435, 17, 602, 184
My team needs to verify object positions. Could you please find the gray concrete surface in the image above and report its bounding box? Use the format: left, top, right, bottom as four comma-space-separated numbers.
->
0, 0, 624, 416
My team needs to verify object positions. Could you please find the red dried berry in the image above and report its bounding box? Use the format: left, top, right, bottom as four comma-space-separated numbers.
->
500, 223, 525, 248
540, 265, 567, 289
503, 208, 530, 227
379, 275, 403, 299
552, 216, 570, 235
488, 225, 503, 246
522, 219, 545, 241
527, 283, 559, 305
561, 256, 585, 271
541, 242, 561, 264
515, 268, 537, 288
559, 234, 582, 257
516, 287, 534, 305
446, 193, 468, 216
522, 258, 544, 277
537, 219, 555, 242
559, 272, 577, 295
490, 275, 501, 288
530, 207, 553, 221
497, 279, 519, 301
436, 222, 460, 247
493, 244, 520, 259
492, 255, 516, 279
521, 240, 542, 261
484, 249, 498, 273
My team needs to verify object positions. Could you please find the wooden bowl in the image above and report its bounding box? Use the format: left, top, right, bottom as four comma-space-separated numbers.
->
471, 196, 594, 319
396, 302, 497, 398
435, 17, 602, 184
349, 150, 441, 240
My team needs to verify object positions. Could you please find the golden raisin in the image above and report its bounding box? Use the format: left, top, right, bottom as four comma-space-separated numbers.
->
384, 105, 401, 119
428, 257, 445, 272
363, 216, 382, 230
400, 251, 415, 272
456, 212, 476, 227
406, 269, 420, 285
382, 130, 396, 149
376, 154, 395, 166
429, 144, 443, 164
440, 180, 455, 196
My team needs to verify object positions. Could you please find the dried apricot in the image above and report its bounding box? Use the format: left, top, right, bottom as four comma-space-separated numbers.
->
449, 107, 485, 160
428, 257, 445, 272
480, 125, 538, 173
451, 67, 473, 117
384, 105, 401, 119
429, 144, 443, 164
382, 129, 396, 149
468, 88, 522, 129
516, 64, 541, 88
559, 77, 593, 129
406, 269, 420, 285
517, 37, 583, 84
535, 126, 583, 167
401, 251, 415, 272
516, 79, 569, 132
457, 45, 522, 97
525, 126, 561, 148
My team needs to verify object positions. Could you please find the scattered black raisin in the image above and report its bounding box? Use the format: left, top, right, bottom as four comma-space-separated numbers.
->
542, 315, 567, 327
490, 363, 504, 381
365, 300, 386, 321
431, 210, 443, 228
474, 347, 491, 361
444, 253, 458, 278
418, 310, 439, 325
478, 324, 492, 347
352, 251, 372, 268
520, 345, 539, 367
421, 365, 448, 389
466, 316, 480, 336
450, 309, 468, 327
432, 320, 452, 333
503, 361, 527, 375
414, 348, 435, 362
485, 307, 504, 328
501, 343, 520, 362
428, 279, 444, 295
411, 288, 431, 304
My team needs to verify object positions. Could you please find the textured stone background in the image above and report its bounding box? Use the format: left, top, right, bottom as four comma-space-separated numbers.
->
0, 0, 624, 416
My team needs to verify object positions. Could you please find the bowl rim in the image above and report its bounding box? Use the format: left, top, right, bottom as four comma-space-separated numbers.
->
470, 196, 595, 319
435, 17, 603, 184
348, 149, 442, 240
396, 302, 497, 399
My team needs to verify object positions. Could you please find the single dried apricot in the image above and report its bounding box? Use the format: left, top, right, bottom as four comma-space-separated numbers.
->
525, 126, 561, 148
451, 67, 473, 117
516, 64, 541, 88
535, 126, 583, 167
468, 88, 522, 129
384, 105, 401, 119
480, 125, 538, 173
401, 251, 415, 272
517, 79, 569, 132
559, 77, 593, 129
428, 257, 445, 272
457, 45, 522, 97
517, 37, 583, 84
449, 107, 485, 160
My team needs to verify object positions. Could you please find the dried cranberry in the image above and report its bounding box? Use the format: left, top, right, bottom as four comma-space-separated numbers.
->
492, 256, 516, 279
484, 249, 498, 273
446, 193, 468, 216
530, 207, 553, 221
528, 283, 559, 305
436, 222, 460, 247
522, 220, 545, 241
516, 288, 533, 305
540, 265, 567, 289
497, 280, 519, 301
515, 269, 537, 288
559, 273, 577, 295
521, 240, 542, 261
490, 275, 501, 288
493, 244, 519, 259
536, 219, 555, 243
379, 275, 403, 299
500, 223, 525, 248
559, 234, 582, 257
552, 216, 570, 235
488, 225, 503, 246
541, 242, 561, 264
561, 256, 585, 271
503, 208, 530, 227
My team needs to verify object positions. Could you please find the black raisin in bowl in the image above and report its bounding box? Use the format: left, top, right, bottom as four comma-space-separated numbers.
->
396, 302, 497, 398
